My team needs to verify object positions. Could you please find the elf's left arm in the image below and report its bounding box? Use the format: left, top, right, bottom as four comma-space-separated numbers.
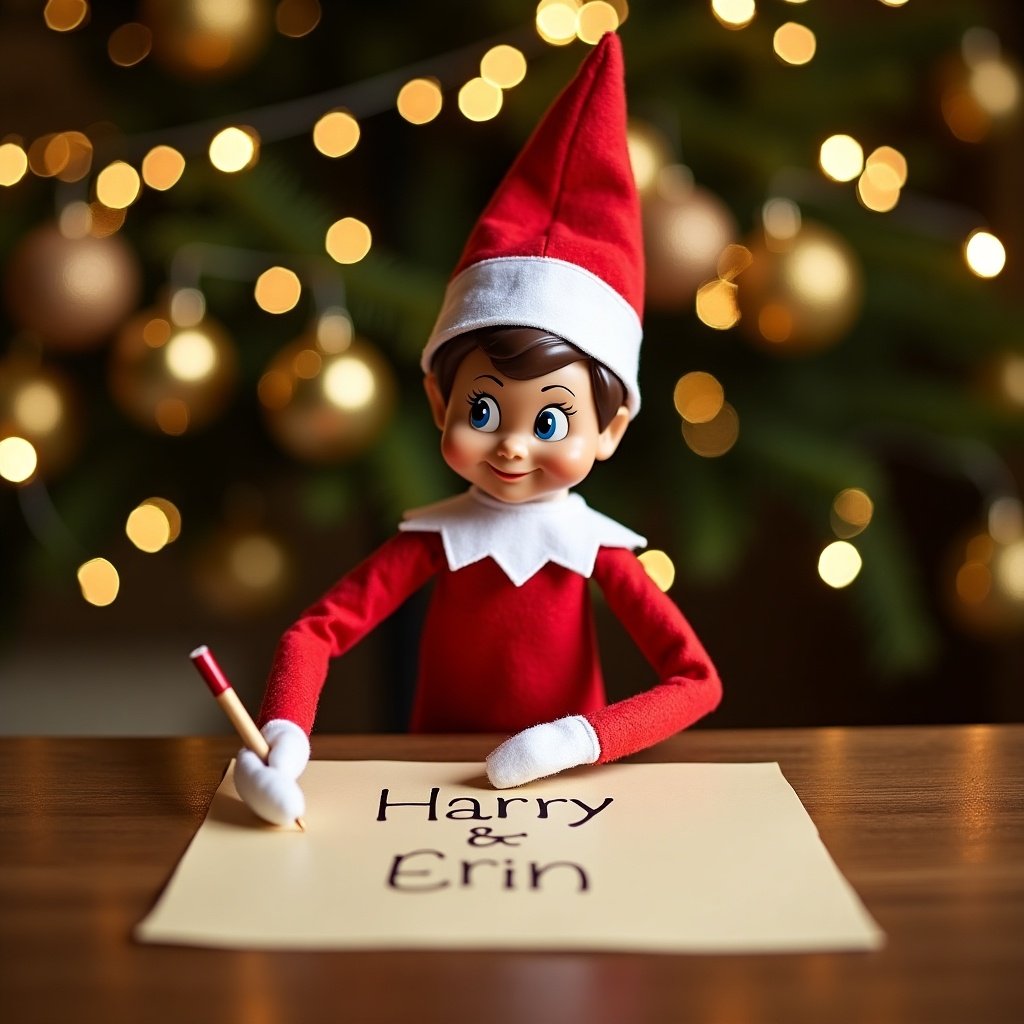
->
487, 546, 722, 787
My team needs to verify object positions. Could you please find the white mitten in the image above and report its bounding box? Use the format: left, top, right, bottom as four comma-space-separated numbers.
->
486, 715, 600, 789
233, 718, 310, 826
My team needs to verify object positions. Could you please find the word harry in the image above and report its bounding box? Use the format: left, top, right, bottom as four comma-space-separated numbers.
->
376, 787, 614, 895
376, 787, 613, 829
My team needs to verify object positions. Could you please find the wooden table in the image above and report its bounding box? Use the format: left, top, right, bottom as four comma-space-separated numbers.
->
1, 727, 1022, 1024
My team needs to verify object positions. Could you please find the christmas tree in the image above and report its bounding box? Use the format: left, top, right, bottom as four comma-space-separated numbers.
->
1, 0, 1022, 731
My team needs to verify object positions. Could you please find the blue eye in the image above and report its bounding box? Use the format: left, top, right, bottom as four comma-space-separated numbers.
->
469, 394, 500, 432
534, 406, 570, 442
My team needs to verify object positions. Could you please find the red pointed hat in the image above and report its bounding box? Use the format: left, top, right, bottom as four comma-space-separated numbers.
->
422, 33, 645, 417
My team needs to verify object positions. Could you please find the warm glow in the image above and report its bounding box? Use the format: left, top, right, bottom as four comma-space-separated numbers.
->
0, 436, 38, 484
14, 381, 63, 434
326, 217, 372, 264
77, 557, 120, 607
323, 356, 376, 410
397, 78, 443, 124
313, 110, 360, 158
711, 0, 756, 30
108, 22, 152, 66
674, 372, 725, 424
58, 201, 92, 240
170, 289, 206, 328
865, 146, 907, 187
638, 550, 676, 592
717, 243, 753, 281
165, 330, 218, 382
773, 22, 816, 65
0, 143, 29, 186
969, 58, 1021, 118
762, 198, 801, 242
832, 488, 874, 538
44, 0, 88, 32
47, 131, 92, 183
208, 127, 259, 173
577, 2, 620, 44
785, 239, 853, 304
95, 161, 141, 209
276, 0, 321, 38
626, 121, 671, 195
988, 497, 1022, 545
994, 540, 1024, 601
964, 230, 1006, 278
878, 0, 909, 6
458, 78, 503, 122
818, 541, 862, 588
481, 45, 527, 89
142, 146, 186, 190
819, 134, 864, 182
88, 202, 126, 238
230, 534, 286, 589
317, 310, 353, 353
155, 399, 190, 435
695, 279, 740, 330
126, 503, 171, 553
143, 497, 182, 542
681, 403, 739, 457
856, 163, 901, 213
254, 266, 302, 314
536, 1, 579, 46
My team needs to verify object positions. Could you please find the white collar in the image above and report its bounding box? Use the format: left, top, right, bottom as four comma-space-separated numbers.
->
399, 487, 645, 587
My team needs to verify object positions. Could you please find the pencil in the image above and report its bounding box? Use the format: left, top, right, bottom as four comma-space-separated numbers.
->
189, 644, 307, 831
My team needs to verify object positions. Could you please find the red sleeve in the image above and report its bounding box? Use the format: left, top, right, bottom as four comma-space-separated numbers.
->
258, 531, 445, 733
587, 547, 722, 762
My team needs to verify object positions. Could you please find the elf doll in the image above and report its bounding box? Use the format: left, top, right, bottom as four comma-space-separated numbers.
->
236, 34, 722, 827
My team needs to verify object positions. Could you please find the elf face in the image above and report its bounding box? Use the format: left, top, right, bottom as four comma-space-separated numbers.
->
425, 347, 629, 504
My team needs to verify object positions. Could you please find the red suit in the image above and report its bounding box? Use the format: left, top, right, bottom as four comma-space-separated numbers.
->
259, 514, 721, 763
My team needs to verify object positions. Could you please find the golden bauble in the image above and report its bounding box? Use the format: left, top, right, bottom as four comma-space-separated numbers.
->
259, 332, 397, 462
143, 0, 272, 79
643, 166, 737, 311
109, 309, 238, 434
4, 224, 141, 351
193, 525, 292, 618
0, 357, 80, 481
948, 529, 1024, 636
736, 222, 863, 354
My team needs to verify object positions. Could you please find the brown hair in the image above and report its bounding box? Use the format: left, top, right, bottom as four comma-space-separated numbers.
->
430, 327, 627, 430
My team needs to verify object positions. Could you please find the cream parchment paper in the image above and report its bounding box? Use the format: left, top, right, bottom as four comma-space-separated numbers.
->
136, 759, 884, 953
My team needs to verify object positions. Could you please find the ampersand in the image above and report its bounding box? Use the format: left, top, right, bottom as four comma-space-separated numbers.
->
466, 826, 527, 847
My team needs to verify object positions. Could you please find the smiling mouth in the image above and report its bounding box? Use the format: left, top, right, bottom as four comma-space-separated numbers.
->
487, 465, 534, 482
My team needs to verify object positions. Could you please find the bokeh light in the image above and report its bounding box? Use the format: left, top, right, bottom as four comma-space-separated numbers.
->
0, 436, 38, 484
254, 266, 302, 314
762, 198, 802, 244
682, 402, 739, 457
458, 78, 503, 121
397, 78, 443, 124
964, 230, 1006, 278
44, 0, 88, 32
95, 161, 141, 209
536, 1, 579, 46
313, 110, 360, 158
626, 120, 672, 196
577, 2, 620, 44
108, 22, 152, 65
77, 557, 120, 607
638, 550, 676, 592
323, 356, 376, 410
673, 372, 725, 424
141, 145, 185, 190
208, 126, 259, 172
165, 329, 219, 382
856, 163, 902, 213
818, 540, 862, 588
831, 488, 874, 539
773, 22, 816, 65
695, 279, 740, 330
126, 502, 172, 553
481, 45, 527, 89
326, 217, 372, 264
711, 0, 756, 31
0, 142, 29, 186
275, 0, 321, 38
819, 134, 864, 182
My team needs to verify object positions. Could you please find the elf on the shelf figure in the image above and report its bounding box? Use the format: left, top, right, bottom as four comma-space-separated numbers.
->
235, 34, 722, 827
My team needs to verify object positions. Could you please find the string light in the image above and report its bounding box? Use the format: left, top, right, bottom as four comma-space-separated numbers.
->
0, 436, 38, 484
397, 78, 444, 124
208, 127, 259, 173
819, 134, 863, 182
95, 161, 142, 209
275, 0, 322, 38
142, 146, 186, 190
673, 372, 725, 424
254, 266, 302, 314
711, 0, 756, 31
695, 279, 740, 330
818, 541, 862, 588
773, 23, 816, 66
577, 2, 620, 44
313, 110, 360, 158
0, 143, 29, 187
480, 45, 527, 89
325, 217, 372, 264
536, 1, 580, 47
44, 0, 88, 32
77, 557, 120, 607
638, 550, 676, 592
108, 22, 152, 66
964, 230, 1006, 278
458, 78, 503, 121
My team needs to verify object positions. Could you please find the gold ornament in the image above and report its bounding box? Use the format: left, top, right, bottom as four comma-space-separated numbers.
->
109, 309, 238, 434
193, 524, 292, 618
258, 328, 397, 462
142, 0, 272, 79
0, 357, 80, 481
735, 222, 863, 354
643, 166, 737, 311
4, 223, 141, 351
